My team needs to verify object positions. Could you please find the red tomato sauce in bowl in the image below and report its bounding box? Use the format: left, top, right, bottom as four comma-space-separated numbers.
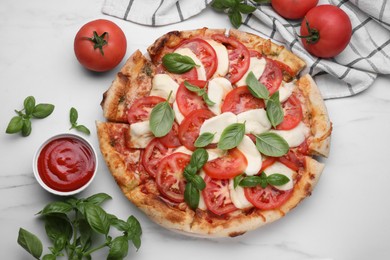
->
34, 134, 97, 195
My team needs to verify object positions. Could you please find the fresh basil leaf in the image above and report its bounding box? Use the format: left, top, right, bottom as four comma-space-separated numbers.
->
255, 132, 289, 157
253, 0, 272, 3
149, 101, 174, 137
202, 93, 216, 106
42, 254, 56, 260
127, 215, 142, 250
21, 119, 32, 137
191, 175, 206, 190
6, 116, 23, 134
223, 0, 238, 8
266, 91, 284, 128
218, 123, 245, 150
233, 174, 244, 189
84, 203, 110, 235
194, 132, 215, 148
184, 164, 198, 178
69, 107, 78, 125
32, 103, 54, 118
53, 234, 67, 253
238, 176, 262, 187
246, 71, 269, 100
17, 228, 43, 259
184, 81, 206, 95
190, 148, 209, 170
259, 172, 269, 188
267, 173, 290, 186
108, 236, 129, 260
24, 96, 36, 115
184, 182, 200, 210
211, 0, 227, 12
85, 193, 112, 205
162, 53, 197, 74
44, 215, 72, 242
75, 124, 91, 135
238, 3, 256, 14
39, 201, 73, 216
229, 9, 242, 29
78, 219, 93, 251
110, 218, 129, 232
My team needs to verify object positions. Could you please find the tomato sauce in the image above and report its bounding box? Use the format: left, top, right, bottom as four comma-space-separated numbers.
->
37, 137, 95, 192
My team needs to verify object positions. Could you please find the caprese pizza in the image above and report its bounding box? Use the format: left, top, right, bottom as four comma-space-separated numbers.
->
96, 28, 332, 237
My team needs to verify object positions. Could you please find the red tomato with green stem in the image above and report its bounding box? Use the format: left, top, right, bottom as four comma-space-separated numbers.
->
74, 19, 127, 72
300, 5, 352, 58
272, 0, 318, 20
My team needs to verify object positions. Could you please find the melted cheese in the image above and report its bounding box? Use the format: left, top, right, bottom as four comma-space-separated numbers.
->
236, 109, 272, 135
198, 171, 207, 210
235, 57, 267, 87
264, 161, 295, 191
229, 179, 253, 209
173, 101, 185, 124
270, 122, 310, 148
206, 39, 229, 77
129, 121, 154, 148
279, 81, 296, 103
174, 48, 206, 80
150, 74, 179, 102
207, 77, 233, 115
199, 112, 237, 143
174, 146, 193, 156
237, 135, 262, 176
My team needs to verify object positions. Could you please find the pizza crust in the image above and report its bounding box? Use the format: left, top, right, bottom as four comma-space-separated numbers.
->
101, 50, 155, 123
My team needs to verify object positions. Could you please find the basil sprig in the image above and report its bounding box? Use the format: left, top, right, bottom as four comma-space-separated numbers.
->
194, 132, 216, 148
246, 72, 284, 128
69, 107, 90, 135
6, 96, 54, 137
17, 193, 142, 259
211, 0, 257, 28
255, 132, 289, 157
183, 149, 208, 209
162, 53, 199, 74
218, 122, 246, 150
234, 172, 290, 189
149, 92, 175, 137
184, 81, 215, 106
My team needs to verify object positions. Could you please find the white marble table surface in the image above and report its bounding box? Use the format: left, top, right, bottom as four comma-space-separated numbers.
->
1, 0, 390, 259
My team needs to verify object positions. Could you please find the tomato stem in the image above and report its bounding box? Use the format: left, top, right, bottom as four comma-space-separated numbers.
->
86, 31, 108, 56
298, 19, 320, 44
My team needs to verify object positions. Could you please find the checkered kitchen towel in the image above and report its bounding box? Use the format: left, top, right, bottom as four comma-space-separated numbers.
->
102, 0, 390, 99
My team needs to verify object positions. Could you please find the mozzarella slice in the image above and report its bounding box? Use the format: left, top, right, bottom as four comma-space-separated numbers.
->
174, 48, 206, 80
199, 112, 237, 143
150, 74, 179, 102
206, 148, 226, 161
207, 77, 233, 115
197, 171, 207, 210
279, 81, 296, 103
235, 57, 267, 87
236, 109, 272, 135
173, 101, 185, 124
229, 179, 253, 209
270, 122, 310, 148
128, 121, 154, 148
206, 40, 229, 77
237, 135, 262, 176
263, 161, 295, 191
174, 146, 193, 156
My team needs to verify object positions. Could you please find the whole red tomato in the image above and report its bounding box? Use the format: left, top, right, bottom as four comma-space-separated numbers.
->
272, 0, 318, 19
300, 5, 352, 58
74, 19, 127, 72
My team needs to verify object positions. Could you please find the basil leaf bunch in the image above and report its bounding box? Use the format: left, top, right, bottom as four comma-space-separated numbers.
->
17, 193, 142, 260
69, 107, 91, 135
210, 0, 257, 28
149, 92, 175, 137
246, 72, 284, 128
6, 96, 54, 137
162, 53, 199, 74
183, 149, 208, 209
234, 172, 290, 189
184, 81, 215, 106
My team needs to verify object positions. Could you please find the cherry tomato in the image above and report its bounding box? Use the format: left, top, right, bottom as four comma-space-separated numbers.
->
176, 80, 209, 117
276, 94, 303, 130
244, 185, 293, 210
156, 152, 191, 203
203, 175, 237, 215
127, 96, 165, 124
212, 34, 250, 84
260, 59, 283, 95
142, 139, 173, 178
178, 109, 215, 151
272, 0, 318, 20
221, 86, 265, 114
177, 38, 218, 79
157, 122, 181, 148
74, 19, 127, 72
203, 148, 247, 179
300, 5, 352, 58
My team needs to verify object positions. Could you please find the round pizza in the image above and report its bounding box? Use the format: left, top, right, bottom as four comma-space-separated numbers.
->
96, 28, 332, 237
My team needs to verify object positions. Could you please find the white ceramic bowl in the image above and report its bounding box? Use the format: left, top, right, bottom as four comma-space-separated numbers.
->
33, 133, 98, 196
